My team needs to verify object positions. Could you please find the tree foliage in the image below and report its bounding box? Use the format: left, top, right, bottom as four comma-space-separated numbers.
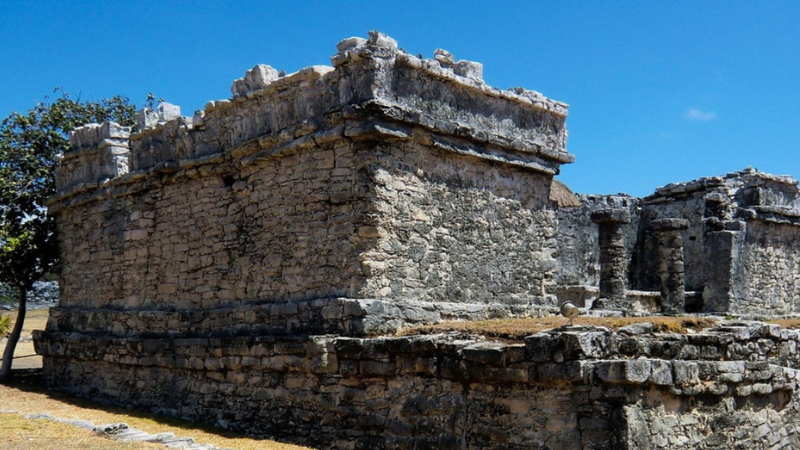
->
0, 315, 10, 339
0, 90, 145, 380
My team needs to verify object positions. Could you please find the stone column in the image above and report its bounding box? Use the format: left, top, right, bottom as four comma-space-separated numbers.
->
702, 220, 745, 313
651, 218, 689, 314
591, 209, 631, 305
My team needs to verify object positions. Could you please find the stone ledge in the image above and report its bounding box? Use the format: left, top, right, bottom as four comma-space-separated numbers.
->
524, 321, 800, 365
36, 322, 800, 449
590, 208, 631, 225
48, 114, 565, 214
44, 297, 561, 339
34, 327, 800, 396
52, 32, 573, 211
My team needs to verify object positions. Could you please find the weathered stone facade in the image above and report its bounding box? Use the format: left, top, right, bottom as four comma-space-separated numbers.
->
556, 169, 800, 316
46, 32, 571, 337
35, 318, 800, 449
638, 169, 800, 315
555, 194, 641, 307
34, 32, 800, 449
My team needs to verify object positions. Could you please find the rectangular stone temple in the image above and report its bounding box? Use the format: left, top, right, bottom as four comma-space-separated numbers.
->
41, 32, 573, 342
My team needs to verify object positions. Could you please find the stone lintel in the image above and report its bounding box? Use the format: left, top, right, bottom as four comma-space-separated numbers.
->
745, 206, 800, 227
651, 218, 690, 231
704, 218, 745, 233
591, 209, 631, 225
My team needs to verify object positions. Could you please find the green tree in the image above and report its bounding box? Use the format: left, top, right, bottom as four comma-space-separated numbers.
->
0, 91, 143, 381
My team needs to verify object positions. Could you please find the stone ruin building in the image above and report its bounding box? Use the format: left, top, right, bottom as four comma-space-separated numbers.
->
557, 168, 800, 316
34, 32, 800, 449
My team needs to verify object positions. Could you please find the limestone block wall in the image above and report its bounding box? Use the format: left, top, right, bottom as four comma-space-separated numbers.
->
736, 216, 800, 315
364, 142, 558, 306
634, 169, 800, 314
44, 32, 573, 337
638, 180, 717, 292
50, 137, 562, 337
556, 194, 641, 288
57, 122, 132, 191
55, 140, 376, 311
34, 321, 800, 449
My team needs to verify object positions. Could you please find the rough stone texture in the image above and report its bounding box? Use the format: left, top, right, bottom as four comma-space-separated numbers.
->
555, 194, 641, 304
652, 218, 689, 314
592, 209, 631, 304
57, 122, 131, 192
556, 168, 800, 316
738, 218, 800, 315
45, 32, 572, 338
641, 168, 800, 315
44, 297, 561, 338
34, 321, 800, 449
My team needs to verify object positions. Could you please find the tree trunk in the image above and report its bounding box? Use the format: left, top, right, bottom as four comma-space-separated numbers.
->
0, 286, 27, 382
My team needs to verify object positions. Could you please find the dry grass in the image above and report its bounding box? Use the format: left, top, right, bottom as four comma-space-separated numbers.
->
770, 319, 800, 329
0, 308, 315, 450
400, 316, 720, 341
0, 412, 164, 450
0, 381, 314, 450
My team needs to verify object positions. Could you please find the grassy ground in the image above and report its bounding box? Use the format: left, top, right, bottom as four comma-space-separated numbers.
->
0, 412, 165, 450
0, 308, 313, 450
0, 377, 314, 450
771, 318, 800, 329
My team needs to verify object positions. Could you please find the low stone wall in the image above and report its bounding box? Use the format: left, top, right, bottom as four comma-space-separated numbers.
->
44, 298, 560, 337
35, 321, 800, 449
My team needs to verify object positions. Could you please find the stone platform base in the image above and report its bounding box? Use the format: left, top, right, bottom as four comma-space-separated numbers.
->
35, 320, 800, 449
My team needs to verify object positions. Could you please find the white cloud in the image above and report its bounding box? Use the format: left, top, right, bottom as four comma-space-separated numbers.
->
685, 108, 717, 121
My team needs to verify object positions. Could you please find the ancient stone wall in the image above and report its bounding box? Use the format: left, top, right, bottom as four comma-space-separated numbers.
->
55, 139, 372, 311
641, 169, 800, 314
45, 32, 573, 337
637, 185, 709, 293
50, 137, 562, 337
737, 217, 800, 315
556, 194, 641, 287
554, 169, 800, 315
366, 143, 558, 306
35, 320, 800, 449
555, 194, 641, 307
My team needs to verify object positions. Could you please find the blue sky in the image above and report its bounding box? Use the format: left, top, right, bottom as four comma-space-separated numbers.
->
1, 1, 798, 197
